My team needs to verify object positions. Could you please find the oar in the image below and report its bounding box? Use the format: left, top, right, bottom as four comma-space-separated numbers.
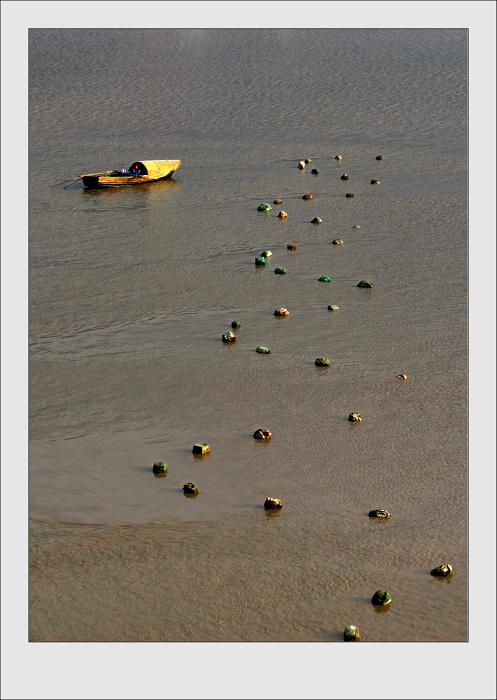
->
63, 176, 85, 189
51, 175, 83, 188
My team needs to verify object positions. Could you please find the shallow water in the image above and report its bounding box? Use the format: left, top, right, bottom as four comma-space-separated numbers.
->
28, 28, 468, 642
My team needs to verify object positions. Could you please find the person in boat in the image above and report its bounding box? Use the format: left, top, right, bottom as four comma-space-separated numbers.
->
131, 163, 141, 175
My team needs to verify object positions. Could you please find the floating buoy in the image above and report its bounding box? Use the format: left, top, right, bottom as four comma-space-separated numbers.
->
302, 193, 314, 200
256, 346, 271, 354
345, 192, 355, 198
311, 168, 319, 175
254, 428, 271, 440
352, 225, 360, 229
183, 482, 199, 495
431, 564, 453, 578
357, 280, 373, 288
372, 590, 391, 606
341, 174, 349, 180
152, 461, 167, 474
397, 373, 407, 380
274, 267, 287, 274
231, 320, 241, 329
255, 256, 266, 266
222, 331, 236, 343
264, 497, 282, 509
328, 305, 339, 311
368, 509, 391, 519
192, 443, 210, 455
304, 158, 312, 164
287, 243, 297, 250
278, 211, 288, 218
318, 276, 331, 282
376, 155, 384, 160
348, 413, 361, 422
315, 357, 330, 367
258, 203, 272, 211
371, 179, 380, 185
332, 239, 343, 245
344, 625, 360, 642
311, 217, 322, 224
261, 250, 272, 258
298, 161, 305, 169
335, 155, 343, 160
274, 308, 289, 316
274, 198, 282, 204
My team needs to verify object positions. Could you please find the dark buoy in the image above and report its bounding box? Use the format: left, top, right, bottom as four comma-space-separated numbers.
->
231, 320, 241, 329
311, 168, 319, 175
274, 308, 289, 316
345, 192, 355, 198
254, 428, 271, 440
255, 256, 266, 266
332, 239, 343, 245
348, 413, 361, 422
357, 280, 373, 288
278, 211, 288, 219
341, 174, 349, 180
302, 193, 314, 200
264, 497, 282, 509
222, 331, 236, 342
328, 305, 339, 311
371, 179, 380, 185
274, 267, 287, 274
431, 564, 453, 578
287, 243, 297, 250
335, 155, 343, 160
274, 198, 282, 204
311, 217, 322, 224
376, 155, 384, 160
369, 509, 391, 519
183, 482, 199, 495
192, 443, 210, 455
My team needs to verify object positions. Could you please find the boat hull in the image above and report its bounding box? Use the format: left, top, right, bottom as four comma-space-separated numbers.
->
82, 161, 180, 189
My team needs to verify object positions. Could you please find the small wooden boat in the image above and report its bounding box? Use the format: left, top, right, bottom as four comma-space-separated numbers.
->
81, 160, 180, 188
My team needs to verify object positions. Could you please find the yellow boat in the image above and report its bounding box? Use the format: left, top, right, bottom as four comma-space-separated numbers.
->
82, 160, 180, 188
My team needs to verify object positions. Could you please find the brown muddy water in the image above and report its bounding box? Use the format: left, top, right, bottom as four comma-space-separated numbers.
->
26, 28, 470, 649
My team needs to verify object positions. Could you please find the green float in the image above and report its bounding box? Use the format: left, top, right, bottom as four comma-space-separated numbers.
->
318, 276, 331, 282
256, 346, 271, 354
152, 461, 167, 474
222, 331, 236, 343
344, 625, 360, 642
345, 192, 355, 198
376, 155, 384, 160
311, 217, 322, 224
261, 250, 272, 258
231, 320, 241, 329
255, 256, 266, 266
274, 267, 287, 274
372, 590, 391, 606
315, 358, 330, 367
357, 280, 374, 288
258, 203, 272, 211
